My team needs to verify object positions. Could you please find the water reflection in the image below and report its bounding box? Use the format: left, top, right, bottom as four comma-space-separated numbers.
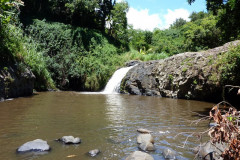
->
105, 94, 126, 129
0, 92, 214, 160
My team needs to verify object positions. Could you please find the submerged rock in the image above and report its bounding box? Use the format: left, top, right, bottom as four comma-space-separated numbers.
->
88, 149, 100, 157
163, 148, 177, 160
57, 136, 81, 144
125, 151, 154, 160
17, 139, 50, 152
137, 128, 153, 134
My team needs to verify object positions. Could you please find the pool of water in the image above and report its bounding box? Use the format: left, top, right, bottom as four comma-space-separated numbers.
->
0, 92, 214, 159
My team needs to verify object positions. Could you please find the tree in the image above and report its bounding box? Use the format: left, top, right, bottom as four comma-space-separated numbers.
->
97, 0, 116, 31
189, 11, 208, 22
188, 0, 240, 42
182, 15, 222, 51
170, 18, 187, 29
108, 1, 129, 44
20, 0, 116, 31
0, 0, 24, 26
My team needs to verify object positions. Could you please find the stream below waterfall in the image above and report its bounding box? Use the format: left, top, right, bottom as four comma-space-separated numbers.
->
0, 91, 213, 160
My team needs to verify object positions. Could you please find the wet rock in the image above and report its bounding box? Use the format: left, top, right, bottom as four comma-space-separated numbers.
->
137, 134, 155, 151
139, 141, 155, 151
0, 66, 35, 100
137, 128, 153, 134
57, 136, 81, 144
163, 148, 177, 160
192, 141, 227, 160
137, 134, 154, 144
125, 151, 154, 160
17, 139, 50, 152
88, 149, 100, 157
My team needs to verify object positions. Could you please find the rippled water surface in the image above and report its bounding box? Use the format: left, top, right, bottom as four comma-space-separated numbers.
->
0, 92, 214, 160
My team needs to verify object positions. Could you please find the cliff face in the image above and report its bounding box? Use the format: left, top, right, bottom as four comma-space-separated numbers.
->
121, 41, 240, 102
0, 65, 35, 101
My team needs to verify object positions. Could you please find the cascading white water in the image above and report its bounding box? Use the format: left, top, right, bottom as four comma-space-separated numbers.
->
102, 65, 135, 94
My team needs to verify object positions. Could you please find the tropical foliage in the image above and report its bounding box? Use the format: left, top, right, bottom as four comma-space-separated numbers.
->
1, 0, 240, 92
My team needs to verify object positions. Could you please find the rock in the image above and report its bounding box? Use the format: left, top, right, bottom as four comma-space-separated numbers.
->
88, 149, 100, 157
163, 148, 177, 160
192, 141, 227, 160
17, 139, 50, 152
137, 134, 154, 144
139, 141, 155, 151
121, 40, 240, 102
125, 60, 142, 67
137, 134, 155, 151
125, 151, 154, 160
57, 136, 81, 144
137, 128, 153, 134
0, 66, 35, 100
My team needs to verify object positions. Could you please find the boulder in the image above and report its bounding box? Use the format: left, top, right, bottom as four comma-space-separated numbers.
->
137, 134, 154, 144
163, 148, 177, 160
192, 141, 227, 160
57, 136, 81, 144
137, 134, 155, 151
0, 66, 35, 100
17, 139, 50, 152
121, 41, 240, 102
88, 149, 100, 157
137, 128, 153, 134
139, 141, 155, 151
125, 151, 154, 160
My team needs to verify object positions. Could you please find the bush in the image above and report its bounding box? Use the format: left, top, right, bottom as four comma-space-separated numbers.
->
0, 24, 55, 90
219, 44, 240, 85
25, 19, 126, 90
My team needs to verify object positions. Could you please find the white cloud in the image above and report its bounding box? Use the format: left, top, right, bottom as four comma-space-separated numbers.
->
127, 7, 162, 31
163, 9, 190, 29
127, 8, 190, 31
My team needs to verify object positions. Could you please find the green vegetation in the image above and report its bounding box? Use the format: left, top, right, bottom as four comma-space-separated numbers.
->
1, 0, 240, 92
182, 68, 188, 73
218, 45, 240, 85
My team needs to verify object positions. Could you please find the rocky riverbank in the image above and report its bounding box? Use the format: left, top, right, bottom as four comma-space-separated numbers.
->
121, 40, 240, 102
0, 65, 35, 101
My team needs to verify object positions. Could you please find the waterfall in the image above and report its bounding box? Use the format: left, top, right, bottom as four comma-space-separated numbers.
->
102, 65, 135, 94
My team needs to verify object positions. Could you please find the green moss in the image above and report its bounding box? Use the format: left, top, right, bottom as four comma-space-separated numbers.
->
208, 55, 214, 65
181, 57, 192, 65
182, 67, 188, 72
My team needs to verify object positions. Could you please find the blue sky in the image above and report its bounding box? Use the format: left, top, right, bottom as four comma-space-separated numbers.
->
119, 0, 207, 30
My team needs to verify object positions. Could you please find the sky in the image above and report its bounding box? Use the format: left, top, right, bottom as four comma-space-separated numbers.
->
119, 0, 207, 31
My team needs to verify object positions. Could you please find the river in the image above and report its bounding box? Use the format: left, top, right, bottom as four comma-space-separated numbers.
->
0, 92, 213, 159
